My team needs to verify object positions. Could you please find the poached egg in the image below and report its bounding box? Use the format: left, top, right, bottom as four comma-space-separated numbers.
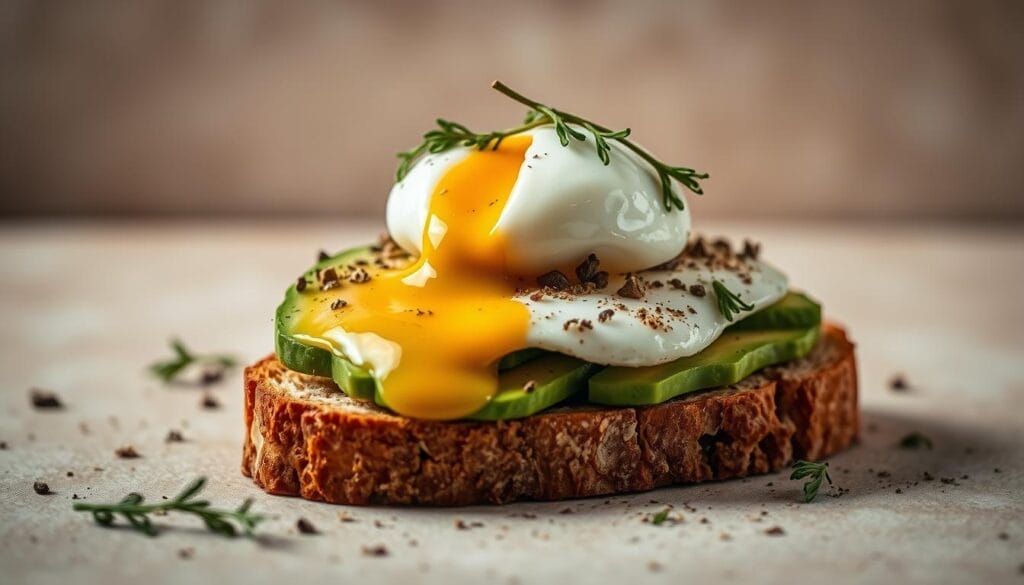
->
292, 126, 787, 420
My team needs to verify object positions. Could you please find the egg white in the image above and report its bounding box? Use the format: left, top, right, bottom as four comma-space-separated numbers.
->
388, 126, 690, 275
517, 262, 788, 366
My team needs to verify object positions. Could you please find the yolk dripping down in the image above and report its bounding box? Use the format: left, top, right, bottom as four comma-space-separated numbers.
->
295, 135, 534, 419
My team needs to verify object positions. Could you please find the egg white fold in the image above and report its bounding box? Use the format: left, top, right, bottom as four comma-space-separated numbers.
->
516, 260, 788, 367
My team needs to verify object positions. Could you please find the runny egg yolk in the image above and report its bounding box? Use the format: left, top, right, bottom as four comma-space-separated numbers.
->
297, 135, 534, 419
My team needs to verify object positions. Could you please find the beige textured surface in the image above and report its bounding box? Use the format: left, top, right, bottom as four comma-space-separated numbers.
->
0, 219, 1022, 584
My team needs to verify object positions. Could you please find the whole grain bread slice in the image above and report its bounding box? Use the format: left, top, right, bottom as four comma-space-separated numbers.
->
242, 323, 857, 506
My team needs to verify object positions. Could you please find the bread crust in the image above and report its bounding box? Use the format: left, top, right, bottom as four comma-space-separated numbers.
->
242, 324, 858, 506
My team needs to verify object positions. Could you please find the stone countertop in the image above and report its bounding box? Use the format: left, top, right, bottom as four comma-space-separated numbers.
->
0, 219, 1021, 585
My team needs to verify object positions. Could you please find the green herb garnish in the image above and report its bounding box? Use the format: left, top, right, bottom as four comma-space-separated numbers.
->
149, 339, 236, 383
790, 460, 832, 503
898, 431, 934, 450
712, 280, 755, 322
72, 477, 264, 537
396, 80, 708, 212
650, 508, 671, 526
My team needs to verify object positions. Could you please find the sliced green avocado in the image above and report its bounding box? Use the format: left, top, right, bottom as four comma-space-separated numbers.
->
274, 246, 380, 399
274, 246, 580, 417
497, 347, 546, 370
468, 354, 598, 421
280, 322, 578, 418
587, 325, 820, 406
275, 327, 376, 399
274, 246, 374, 375
729, 291, 821, 331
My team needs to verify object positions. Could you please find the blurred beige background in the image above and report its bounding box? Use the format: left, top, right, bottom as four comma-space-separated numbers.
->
1, 0, 1022, 220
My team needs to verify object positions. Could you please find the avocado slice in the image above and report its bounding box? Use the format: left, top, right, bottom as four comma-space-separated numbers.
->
587, 325, 820, 406
275, 246, 580, 416
468, 354, 598, 421
729, 291, 821, 331
276, 330, 378, 399
274, 245, 375, 375
280, 318, 591, 419
274, 246, 381, 399
279, 321, 576, 418
497, 347, 547, 370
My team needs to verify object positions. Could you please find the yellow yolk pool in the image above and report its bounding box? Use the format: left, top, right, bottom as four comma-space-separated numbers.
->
294, 135, 534, 419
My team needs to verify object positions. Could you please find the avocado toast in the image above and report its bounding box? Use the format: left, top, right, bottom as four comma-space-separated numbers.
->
242, 82, 858, 505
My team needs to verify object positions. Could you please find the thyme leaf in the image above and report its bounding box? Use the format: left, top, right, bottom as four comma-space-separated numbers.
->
650, 508, 671, 526
396, 81, 708, 212
72, 477, 264, 538
149, 339, 236, 383
790, 460, 832, 503
712, 280, 755, 322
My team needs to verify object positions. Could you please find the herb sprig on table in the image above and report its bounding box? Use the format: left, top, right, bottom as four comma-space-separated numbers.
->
790, 460, 833, 503
149, 339, 237, 383
72, 477, 264, 537
396, 80, 709, 212
712, 280, 755, 322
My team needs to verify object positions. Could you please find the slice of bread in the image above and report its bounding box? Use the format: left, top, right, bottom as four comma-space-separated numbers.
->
242, 323, 857, 506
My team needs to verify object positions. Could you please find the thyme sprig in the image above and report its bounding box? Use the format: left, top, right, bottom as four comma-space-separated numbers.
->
396, 81, 708, 211
149, 339, 237, 383
790, 460, 833, 503
72, 477, 264, 537
712, 280, 755, 322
